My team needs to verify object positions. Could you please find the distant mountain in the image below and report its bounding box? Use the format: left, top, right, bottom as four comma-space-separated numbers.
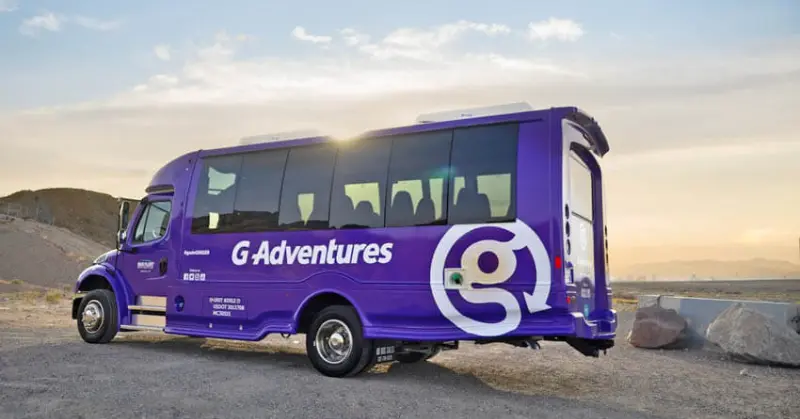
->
612, 258, 800, 281
0, 188, 138, 248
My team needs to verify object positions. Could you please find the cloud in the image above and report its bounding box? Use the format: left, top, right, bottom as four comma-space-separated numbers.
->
19, 11, 120, 36
340, 28, 370, 46
528, 17, 584, 42
350, 20, 512, 61
71, 15, 120, 31
291, 26, 332, 44
153, 44, 171, 61
19, 12, 62, 36
0, 0, 17, 12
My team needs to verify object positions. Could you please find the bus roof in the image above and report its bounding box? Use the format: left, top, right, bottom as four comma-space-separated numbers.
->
145, 103, 609, 195
203, 104, 606, 157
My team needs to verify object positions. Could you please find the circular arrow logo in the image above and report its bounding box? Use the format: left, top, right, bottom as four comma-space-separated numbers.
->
429, 219, 552, 337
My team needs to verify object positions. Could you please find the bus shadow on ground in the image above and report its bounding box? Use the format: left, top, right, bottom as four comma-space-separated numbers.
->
107, 333, 647, 416
109, 333, 558, 389
113, 333, 471, 381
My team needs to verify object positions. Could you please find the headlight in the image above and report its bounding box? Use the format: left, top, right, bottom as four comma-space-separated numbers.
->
93, 251, 110, 264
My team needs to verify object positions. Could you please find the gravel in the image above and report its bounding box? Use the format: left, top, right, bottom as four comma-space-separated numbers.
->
0, 301, 798, 419
0, 331, 652, 419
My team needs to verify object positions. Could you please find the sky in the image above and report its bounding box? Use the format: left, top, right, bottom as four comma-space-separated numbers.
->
0, 0, 799, 264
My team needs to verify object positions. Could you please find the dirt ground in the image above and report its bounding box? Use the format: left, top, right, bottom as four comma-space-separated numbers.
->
1, 291, 798, 419
612, 279, 800, 303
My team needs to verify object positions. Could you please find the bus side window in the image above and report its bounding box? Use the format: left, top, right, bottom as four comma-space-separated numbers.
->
278, 145, 337, 230
448, 123, 518, 225
386, 130, 451, 227
132, 200, 172, 244
329, 138, 392, 229
231, 149, 288, 232
191, 154, 242, 234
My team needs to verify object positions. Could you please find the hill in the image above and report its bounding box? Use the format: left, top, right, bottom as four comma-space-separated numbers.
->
0, 188, 138, 248
0, 216, 108, 292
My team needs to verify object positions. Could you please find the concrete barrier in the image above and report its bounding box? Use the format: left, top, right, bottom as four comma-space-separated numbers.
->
637, 295, 800, 345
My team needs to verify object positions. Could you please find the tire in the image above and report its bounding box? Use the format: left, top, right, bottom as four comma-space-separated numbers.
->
76, 289, 119, 344
306, 305, 373, 378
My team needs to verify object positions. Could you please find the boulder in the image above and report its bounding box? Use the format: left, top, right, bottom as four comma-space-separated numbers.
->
627, 305, 689, 349
706, 303, 800, 367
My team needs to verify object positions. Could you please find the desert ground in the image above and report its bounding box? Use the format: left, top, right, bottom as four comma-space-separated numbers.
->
1, 283, 799, 419
612, 279, 800, 304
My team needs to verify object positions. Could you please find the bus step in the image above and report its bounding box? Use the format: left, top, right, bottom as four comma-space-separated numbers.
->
130, 313, 166, 329
120, 324, 164, 332
135, 296, 167, 310
128, 305, 166, 313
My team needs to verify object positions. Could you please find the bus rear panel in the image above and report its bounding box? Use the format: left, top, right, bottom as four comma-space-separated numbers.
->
71, 104, 615, 377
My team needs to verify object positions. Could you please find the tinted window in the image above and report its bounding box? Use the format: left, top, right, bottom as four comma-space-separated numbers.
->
191, 155, 241, 233
449, 123, 518, 224
229, 149, 289, 232
132, 200, 172, 244
329, 139, 392, 229
569, 150, 593, 221
278, 145, 337, 229
386, 131, 452, 227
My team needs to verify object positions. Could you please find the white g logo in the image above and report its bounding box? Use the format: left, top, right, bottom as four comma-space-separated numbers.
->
429, 219, 552, 337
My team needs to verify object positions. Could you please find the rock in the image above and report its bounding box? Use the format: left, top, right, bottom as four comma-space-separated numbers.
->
706, 303, 800, 368
627, 305, 689, 349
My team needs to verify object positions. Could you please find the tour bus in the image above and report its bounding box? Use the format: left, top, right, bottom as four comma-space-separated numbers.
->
71, 102, 616, 378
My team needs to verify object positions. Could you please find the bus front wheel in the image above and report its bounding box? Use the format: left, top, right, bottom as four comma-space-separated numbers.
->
76, 289, 119, 344
306, 305, 374, 378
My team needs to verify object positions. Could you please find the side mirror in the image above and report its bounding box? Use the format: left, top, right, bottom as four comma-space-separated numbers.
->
116, 201, 131, 250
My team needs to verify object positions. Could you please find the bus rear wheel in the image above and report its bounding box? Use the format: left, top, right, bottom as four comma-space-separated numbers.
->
77, 289, 119, 344
306, 305, 374, 378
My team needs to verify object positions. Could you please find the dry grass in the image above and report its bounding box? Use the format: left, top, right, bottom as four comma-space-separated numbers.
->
9, 279, 23, 285
18, 291, 42, 304
2, 288, 68, 305
0, 291, 73, 329
45, 289, 65, 304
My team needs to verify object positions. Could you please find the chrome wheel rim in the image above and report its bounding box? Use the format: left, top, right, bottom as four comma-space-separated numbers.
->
81, 300, 104, 333
315, 319, 353, 365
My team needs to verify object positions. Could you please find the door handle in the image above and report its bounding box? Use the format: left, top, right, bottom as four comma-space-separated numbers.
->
159, 258, 168, 275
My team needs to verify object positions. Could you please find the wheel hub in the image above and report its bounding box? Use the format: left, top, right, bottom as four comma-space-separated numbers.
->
315, 319, 353, 365
329, 332, 345, 351
81, 301, 104, 333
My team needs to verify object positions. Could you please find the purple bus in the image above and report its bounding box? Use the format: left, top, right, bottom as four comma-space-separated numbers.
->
71, 102, 616, 377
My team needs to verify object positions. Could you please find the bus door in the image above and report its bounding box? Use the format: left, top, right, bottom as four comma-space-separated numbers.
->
562, 120, 607, 319
117, 196, 174, 297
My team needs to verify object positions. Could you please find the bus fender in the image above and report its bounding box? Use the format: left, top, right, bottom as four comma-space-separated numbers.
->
72, 264, 134, 327
292, 288, 368, 334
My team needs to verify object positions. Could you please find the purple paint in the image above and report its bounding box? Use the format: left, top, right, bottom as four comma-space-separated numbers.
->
478, 251, 499, 274
72, 104, 617, 376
